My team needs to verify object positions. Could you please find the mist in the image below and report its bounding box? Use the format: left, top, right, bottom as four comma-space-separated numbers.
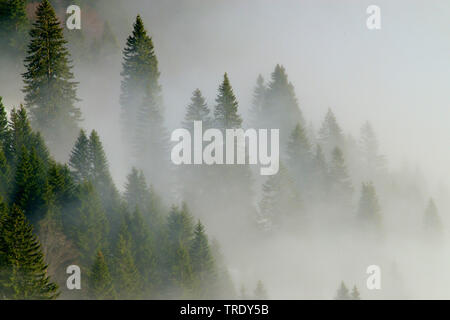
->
1, 0, 449, 300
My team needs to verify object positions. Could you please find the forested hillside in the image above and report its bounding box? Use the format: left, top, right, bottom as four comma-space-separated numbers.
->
0, 0, 447, 300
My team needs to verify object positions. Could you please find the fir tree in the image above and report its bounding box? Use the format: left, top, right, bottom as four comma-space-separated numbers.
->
0, 146, 11, 201
89, 251, 116, 300
260, 65, 304, 144
357, 182, 381, 229
120, 15, 160, 148
22, 0, 80, 156
210, 239, 235, 299
351, 285, 360, 300
423, 198, 443, 237
254, 280, 269, 299
10, 106, 50, 166
249, 74, 266, 128
0, 204, 58, 299
183, 89, 212, 131
190, 221, 216, 298
329, 147, 353, 205
68, 181, 108, 267
0, 97, 11, 159
0, 0, 29, 58
214, 73, 242, 129
123, 167, 163, 228
88, 130, 121, 233
360, 121, 386, 177
167, 203, 194, 247
124, 167, 148, 211
335, 281, 350, 300
171, 242, 193, 298
113, 222, 141, 299
318, 109, 344, 156
69, 129, 91, 183
134, 86, 171, 191
259, 164, 302, 229
312, 144, 329, 197
286, 122, 313, 192
13, 146, 48, 221
128, 208, 157, 296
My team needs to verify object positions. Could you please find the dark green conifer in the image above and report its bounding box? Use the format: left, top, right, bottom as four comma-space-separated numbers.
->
22, 0, 80, 156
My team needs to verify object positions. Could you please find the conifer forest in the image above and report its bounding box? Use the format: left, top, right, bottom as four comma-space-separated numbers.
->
0, 0, 449, 300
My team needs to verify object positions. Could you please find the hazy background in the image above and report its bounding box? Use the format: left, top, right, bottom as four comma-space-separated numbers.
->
1, 0, 449, 299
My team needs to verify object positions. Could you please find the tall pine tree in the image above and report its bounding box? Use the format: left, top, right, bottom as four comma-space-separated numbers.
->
0, 204, 58, 299
22, 0, 80, 158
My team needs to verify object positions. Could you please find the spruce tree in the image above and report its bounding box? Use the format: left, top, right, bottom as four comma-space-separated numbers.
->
254, 280, 268, 299
0, 204, 58, 299
10, 106, 50, 166
128, 208, 157, 297
260, 65, 304, 144
0, 0, 29, 58
88, 130, 121, 233
351, 285, 361, 300
249, 74, 266, 128
124, 167, 148, 211
423, 198, 442, 236
214, 73, 242, 129
286, 122, 313, 192
124, 167, 163, 228
22, 0, 80, 157
13, 146, 47, 221
259, 163, 302, 229
120, 15, 160, 148
0, 97, 11, 159
69, 130, 91, 183
183, 89, 212, 131
357, 182, 381, 229
329, 147, 353, 205
335, 281, 350, 300
312, 144, 329, 198
68, 181, 108, 267
113, 222, 141, 299
209, 73, 255, 227
318, 109, 344, 156
210, 239, 236, 299
360, 121, 386, 178
89, 251, 116, 300
134, 86, 171, 192
190, 221, 216, 298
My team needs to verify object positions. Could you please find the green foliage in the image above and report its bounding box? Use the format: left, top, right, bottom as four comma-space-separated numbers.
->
214, 73, 242, 129
254, 280, 268, 299
0, 204, 58, 299
259, 164, 302, 229
249, 75, 267, 128
335, 281, 350, 300
0, 0, 29, 58
357, 182, 381, 229
329, 147, 353, 204
89, 251, 116, 300
423, 198, 442, 237
112, 222, 141, 299
22, 0, 80, 157
69, 130, 91, 183
318, 109, 344, 155
183, 89, 212, 130
69, 181, 109, 267
351, 286, 360, 300
257, 65, 304, 143
120, 15, 160, 148
190, 221, 216, 298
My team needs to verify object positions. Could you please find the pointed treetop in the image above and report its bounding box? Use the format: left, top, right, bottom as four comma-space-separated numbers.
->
214, 73, 242, 129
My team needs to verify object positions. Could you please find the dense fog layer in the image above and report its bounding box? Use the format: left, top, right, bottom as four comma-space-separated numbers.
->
1, 0, 449, 299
